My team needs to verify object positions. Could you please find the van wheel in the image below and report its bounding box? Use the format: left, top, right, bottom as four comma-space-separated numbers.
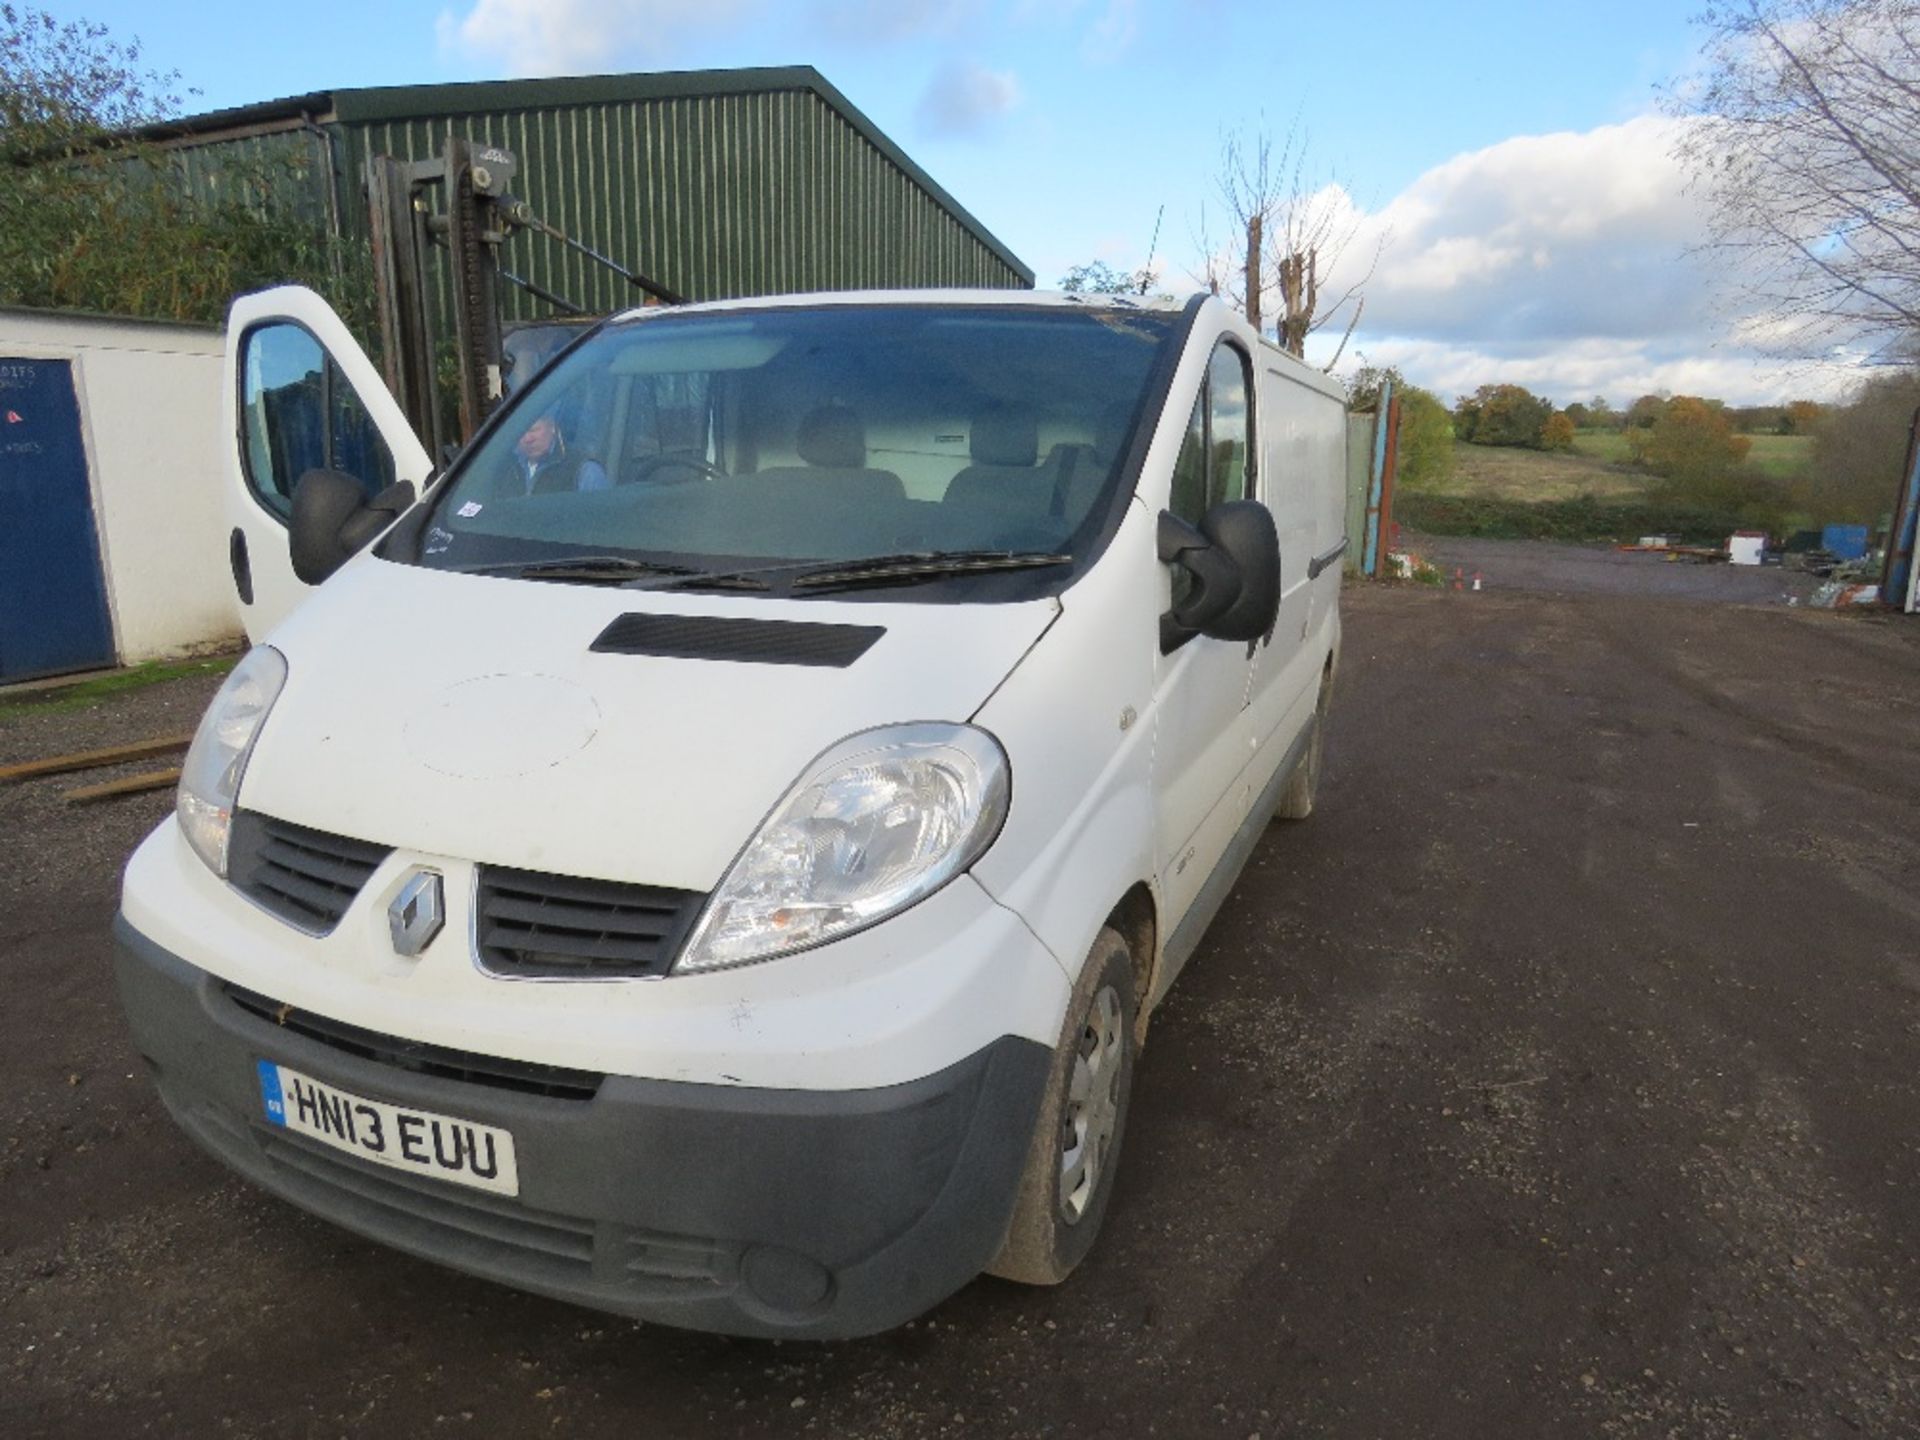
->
1273, 676, 1331, 821
988, 928, 1136, 1286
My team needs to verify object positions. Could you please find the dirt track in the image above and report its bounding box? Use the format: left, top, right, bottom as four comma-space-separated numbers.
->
4, 581, 1920, 1439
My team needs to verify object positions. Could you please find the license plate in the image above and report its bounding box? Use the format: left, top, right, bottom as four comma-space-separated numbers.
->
256, 1061, 520, 1197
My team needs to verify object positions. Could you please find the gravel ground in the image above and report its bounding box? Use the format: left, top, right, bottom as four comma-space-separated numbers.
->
1405, 533, 1825, 605
4, 583, 1920, 1439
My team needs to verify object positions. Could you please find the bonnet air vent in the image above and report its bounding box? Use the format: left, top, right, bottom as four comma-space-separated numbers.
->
589, 613, 884, 668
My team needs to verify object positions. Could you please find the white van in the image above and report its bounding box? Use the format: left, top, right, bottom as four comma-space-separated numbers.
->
114, 286, 1348, 1339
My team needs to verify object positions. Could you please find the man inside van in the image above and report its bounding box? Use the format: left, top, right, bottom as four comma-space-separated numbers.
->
504, 412, 609, 496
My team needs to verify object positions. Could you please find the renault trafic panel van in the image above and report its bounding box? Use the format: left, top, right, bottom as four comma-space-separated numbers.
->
114, 287, 1349, 1339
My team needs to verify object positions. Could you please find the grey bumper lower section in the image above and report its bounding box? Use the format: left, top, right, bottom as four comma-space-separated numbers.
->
113, 915, 1051, 1340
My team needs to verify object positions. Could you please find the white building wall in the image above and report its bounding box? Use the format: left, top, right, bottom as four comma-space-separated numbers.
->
0, 309, 240, 664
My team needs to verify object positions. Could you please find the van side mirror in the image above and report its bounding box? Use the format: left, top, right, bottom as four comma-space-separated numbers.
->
1158, 500, 1282, 652
290, 470, 417, 585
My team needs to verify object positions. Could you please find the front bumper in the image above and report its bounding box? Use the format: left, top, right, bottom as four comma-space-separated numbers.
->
114, 916, 1051, 1340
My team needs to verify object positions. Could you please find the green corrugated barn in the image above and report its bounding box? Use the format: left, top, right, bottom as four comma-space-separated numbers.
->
149, 66, 1032, 320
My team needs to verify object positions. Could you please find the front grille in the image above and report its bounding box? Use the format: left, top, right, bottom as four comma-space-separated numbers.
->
228, 985, 603, 1101
475, 867, 705, 979
228, 811, 391, 934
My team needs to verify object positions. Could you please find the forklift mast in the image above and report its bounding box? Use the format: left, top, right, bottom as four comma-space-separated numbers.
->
366, 137, 682, 458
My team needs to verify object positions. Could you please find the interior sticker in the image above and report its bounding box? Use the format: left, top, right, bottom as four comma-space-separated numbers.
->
457, 501, 484, 518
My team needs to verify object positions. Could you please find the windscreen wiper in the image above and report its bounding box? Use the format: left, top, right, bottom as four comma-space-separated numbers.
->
456, 556, 704, 585
790, 550, 1073, 592
631, 564, 786, 593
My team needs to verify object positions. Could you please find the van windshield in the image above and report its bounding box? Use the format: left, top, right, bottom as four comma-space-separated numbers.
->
414, 304, 1176, 593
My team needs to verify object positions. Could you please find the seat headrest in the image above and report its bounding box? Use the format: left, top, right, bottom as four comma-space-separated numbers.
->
970, 403, 1039, 467
796, 405, 866, 468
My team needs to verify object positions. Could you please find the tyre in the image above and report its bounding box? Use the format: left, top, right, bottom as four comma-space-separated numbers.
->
988, 927, 1137, 1286
1273, 674, 1332, 821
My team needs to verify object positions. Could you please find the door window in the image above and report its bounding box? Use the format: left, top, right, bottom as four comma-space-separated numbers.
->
1207, 344, 1251, 502
1169, 342, 1253, 525
1169, 342, 1254, 604
241, 323, 396, 521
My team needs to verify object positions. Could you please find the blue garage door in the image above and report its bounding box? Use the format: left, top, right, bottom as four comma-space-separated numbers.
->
0, 358, 116, 681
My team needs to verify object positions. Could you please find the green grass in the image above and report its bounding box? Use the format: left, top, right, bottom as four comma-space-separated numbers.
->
1397, 430, 1815, 544
1570, 429, 1636, 464
1569, 428, 1813, 480
0, 655, 236, 723
1399, 432, 1798, 542
1412, 439, 1651, 504
1739, 433, 1815, 481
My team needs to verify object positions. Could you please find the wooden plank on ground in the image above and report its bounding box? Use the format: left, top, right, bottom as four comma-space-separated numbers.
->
0, 734, 194, 784
64, 767, 183, 804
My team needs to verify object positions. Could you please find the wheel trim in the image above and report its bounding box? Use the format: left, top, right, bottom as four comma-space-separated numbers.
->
1058, 983, 1124, 1223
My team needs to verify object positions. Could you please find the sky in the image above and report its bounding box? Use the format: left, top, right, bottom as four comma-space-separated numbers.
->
51, 0, 1865, 405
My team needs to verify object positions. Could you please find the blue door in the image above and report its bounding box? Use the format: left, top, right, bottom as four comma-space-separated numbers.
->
0, 358, 116, 681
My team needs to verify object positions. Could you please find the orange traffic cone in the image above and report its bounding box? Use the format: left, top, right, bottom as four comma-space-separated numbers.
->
1453, 568, 1464, 591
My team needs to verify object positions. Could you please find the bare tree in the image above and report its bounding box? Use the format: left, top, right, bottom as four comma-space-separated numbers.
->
1197, 119, 1382, 367
1673, 0, 1920, 363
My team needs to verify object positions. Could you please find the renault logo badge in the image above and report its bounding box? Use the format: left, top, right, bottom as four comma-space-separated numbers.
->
388, 871, 445, 956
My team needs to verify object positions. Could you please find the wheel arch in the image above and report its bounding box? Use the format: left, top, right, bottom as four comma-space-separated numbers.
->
1104, 882, 1159, 1046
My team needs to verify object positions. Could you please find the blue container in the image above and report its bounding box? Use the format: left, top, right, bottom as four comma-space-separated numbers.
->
1823, 523, 1869, 560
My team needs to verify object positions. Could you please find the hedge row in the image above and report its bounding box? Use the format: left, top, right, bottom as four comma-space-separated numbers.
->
1394, 493, 1758, 546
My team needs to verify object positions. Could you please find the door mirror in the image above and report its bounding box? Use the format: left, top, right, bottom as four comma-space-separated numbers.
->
289, 470, 415, 585
1158, 500, 1281, 651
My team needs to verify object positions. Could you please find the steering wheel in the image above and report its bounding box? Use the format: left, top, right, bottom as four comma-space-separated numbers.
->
628, 455, 729, 485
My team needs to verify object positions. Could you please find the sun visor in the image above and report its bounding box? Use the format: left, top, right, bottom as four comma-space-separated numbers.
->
607, 329, 789, 374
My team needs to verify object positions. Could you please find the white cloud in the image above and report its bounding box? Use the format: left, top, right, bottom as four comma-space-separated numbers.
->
438, 0, 756, 74
1322, 334, 1864, 407
1289, 115, 1865, 404
914, 59, 1022, 138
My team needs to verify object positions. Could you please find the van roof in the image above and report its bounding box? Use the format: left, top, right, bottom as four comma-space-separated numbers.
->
611, 289, 1197, 322
614, 290, 1352, 404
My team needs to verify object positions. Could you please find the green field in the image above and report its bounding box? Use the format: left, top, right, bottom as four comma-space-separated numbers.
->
1737, 433, 1816, 480
1395, 428, 1816, 544
1569, 428, 1813, 480
1569, 430, 1636, 465
1417, 439, 1650, 503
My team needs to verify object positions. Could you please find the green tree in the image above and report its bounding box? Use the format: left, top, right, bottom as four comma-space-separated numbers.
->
1563, 401, 1590, 429
1455, 382, 1555, 448
1805, 370, 1920, 521
1625, 392, 1670, 430
0, 6, 348, 323
1344, 361, 1403, 413
1633, 396, 1755, 494
1728, 404, 1785, 433
1781, 399, 1826, 435
1621, 396, 1785, 530
1343, 365, 1452, 490
1395, 385, 1455, 491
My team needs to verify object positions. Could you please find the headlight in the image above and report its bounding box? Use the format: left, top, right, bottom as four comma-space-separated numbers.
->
176, 646, 288, 877
676, 723, 1010, 974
